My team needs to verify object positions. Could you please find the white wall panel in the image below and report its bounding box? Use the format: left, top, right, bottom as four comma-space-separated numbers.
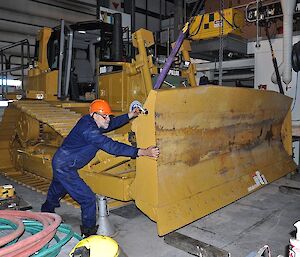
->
252, 36, 300, 164
252, 36, 300, 121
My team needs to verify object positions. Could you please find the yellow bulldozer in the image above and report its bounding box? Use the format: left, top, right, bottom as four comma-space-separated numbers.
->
0, 18, 296, 236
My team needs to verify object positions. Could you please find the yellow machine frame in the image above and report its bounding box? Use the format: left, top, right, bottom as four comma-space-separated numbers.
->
132, 87, 295, 235
189, 8, 245, 40
23, 28, 59, 101
0, 25, 296, 236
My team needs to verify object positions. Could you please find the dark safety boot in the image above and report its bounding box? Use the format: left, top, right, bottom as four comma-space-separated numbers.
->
80, 225, 99, 238
41, 201, 56, 213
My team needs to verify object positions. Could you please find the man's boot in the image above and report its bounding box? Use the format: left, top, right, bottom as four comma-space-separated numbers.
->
80, 225, 99, 238
41, 201, 55, 213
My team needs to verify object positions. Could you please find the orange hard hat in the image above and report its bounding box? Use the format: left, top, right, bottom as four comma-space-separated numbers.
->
89, 99, 112, 115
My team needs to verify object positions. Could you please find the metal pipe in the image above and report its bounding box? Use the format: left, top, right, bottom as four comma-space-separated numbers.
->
131, 0, 135, 57
159, 0, 162, 34
96, 0, 100, 20
146, 0, 148, 29
127, 27, 130, 59
112, 13, 123, 61
131, 0, 135, 33
21, 43, 24, 91
0, 39, 29, 52
1, 52, 3, 98
154, 32, 157, 59
255, 0, 261, 47
4, 71, 7, 95
271, 0, 297, 86
218, 0, 224, 85
64, 29, 73, 98
282, 0, 296, 85
0, 39, 30, 96
57, 20, 65, 99
265, 25, 284, 94
0, 65, 30, 74
184, 0, 187, 23
167, 27, 170, 56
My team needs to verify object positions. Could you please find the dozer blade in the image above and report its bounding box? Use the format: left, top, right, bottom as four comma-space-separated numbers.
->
132, 86, 296, 236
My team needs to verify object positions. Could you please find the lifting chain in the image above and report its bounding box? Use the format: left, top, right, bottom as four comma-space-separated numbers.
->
218, 0, 225, 86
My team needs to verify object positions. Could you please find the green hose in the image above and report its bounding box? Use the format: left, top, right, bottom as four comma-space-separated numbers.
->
0, 218, 82, 257
0, 219, 19, 246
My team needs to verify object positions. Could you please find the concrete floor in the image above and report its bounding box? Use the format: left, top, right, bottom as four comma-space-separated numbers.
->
0, 173, 299, 257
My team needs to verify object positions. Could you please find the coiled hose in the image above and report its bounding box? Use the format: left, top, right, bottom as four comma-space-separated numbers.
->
0, 210, 82, 257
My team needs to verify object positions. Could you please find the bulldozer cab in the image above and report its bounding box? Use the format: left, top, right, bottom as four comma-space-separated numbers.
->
29, 20, 121, 102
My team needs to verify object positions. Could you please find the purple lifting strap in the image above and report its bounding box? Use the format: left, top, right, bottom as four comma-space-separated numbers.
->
153, 31, 185, 90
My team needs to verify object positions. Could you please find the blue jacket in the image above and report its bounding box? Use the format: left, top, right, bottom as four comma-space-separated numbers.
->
53, 114, 138, 169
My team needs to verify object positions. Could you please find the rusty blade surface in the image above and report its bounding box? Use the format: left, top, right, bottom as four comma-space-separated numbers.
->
133, 86, 296, 236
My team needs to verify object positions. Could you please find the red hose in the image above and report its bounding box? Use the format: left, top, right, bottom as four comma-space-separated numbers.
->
3, 212, 57, 257
9, 231, 56, 257
0, 210, 62, 257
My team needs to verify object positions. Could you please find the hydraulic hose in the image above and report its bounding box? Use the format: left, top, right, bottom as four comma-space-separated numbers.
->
24, 222, 82, 257
0, 216, 24, 247
265, 23, 285, 94
0, 210, 61, 257
0, 210, 82, 257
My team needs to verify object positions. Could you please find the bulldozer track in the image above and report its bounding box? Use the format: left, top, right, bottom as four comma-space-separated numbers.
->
12, 100, 81, 137
0, 101, 83, 208
0, 101, 129, 210
1, 168, 129, 210
1, 168, 80, 208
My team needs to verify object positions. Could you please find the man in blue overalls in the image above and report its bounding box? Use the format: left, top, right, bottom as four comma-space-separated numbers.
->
41, 99, 159, 237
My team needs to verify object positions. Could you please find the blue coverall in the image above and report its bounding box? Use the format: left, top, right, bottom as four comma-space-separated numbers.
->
41, 113, 138, 228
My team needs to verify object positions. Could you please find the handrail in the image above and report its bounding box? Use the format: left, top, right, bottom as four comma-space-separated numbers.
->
0, 39, 31, 99
0, 39, 29, 52
0, 40, 30, 75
